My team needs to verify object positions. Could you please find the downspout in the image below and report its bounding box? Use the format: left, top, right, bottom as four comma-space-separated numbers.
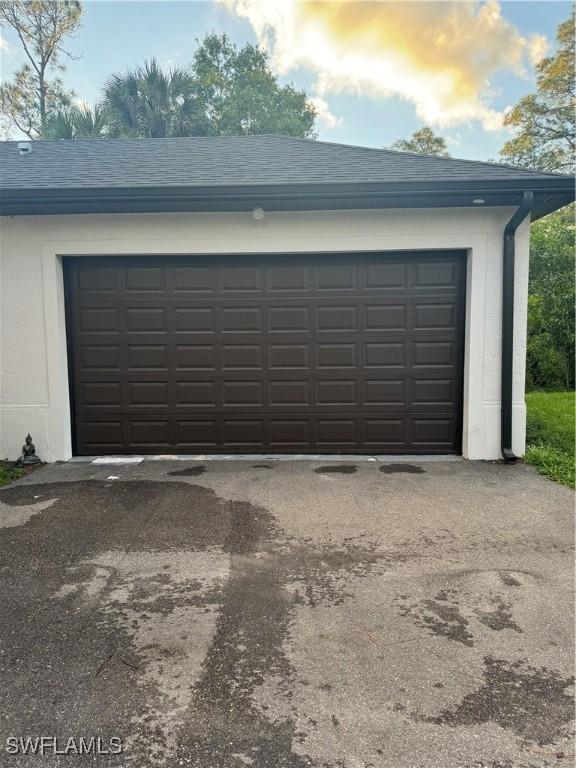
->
501, 190, 534, 462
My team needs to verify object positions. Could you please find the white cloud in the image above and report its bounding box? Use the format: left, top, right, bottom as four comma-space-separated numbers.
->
309, 95, 342, 128
220, 0, 548, 131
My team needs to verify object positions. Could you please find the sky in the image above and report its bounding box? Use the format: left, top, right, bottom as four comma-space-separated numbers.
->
0, 0, 571, 161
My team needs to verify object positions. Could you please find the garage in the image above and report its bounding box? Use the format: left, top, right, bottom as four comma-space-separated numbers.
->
2, 135, 572, 462
65, 251, 466, 455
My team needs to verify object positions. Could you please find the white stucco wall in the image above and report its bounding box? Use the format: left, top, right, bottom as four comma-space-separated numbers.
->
0, 207, 529, 462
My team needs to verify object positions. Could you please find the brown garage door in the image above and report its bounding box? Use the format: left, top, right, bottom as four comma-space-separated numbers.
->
65, 252, 466, 455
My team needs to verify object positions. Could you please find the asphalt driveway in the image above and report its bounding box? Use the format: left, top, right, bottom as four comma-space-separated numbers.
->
0, 458, 574, 768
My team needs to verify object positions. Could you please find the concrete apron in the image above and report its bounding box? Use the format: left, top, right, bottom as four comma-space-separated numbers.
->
70, 454, 464, 465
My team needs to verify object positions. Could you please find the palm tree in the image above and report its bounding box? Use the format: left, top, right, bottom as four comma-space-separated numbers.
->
103, 59, 205, 138
43, 103, 110, 139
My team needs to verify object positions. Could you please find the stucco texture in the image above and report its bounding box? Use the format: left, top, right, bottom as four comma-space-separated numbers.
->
0, 207, 529, 461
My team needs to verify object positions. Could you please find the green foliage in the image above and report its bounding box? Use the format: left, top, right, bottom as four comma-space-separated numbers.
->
524, 444, 575, 488
44, 102, 109, 138
0, 463, 25, 488
525, 392, 575, 488
191, 33, 315, 138
525, 391, 575, 454
103, 59, 204, 139
391, 126, 450, 157
95, 34, 316, 140
526, 204, 575, 391
0, 1, 82, 137
500, 10, 575, 172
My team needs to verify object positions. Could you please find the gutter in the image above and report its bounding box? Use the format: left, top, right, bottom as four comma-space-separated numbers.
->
0, 177, 573, 217
501, 190, 534, 462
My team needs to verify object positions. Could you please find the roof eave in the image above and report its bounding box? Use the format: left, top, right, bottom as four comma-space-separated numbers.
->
0, 177, 573, 218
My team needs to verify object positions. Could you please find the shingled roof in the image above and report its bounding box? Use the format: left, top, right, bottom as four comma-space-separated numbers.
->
0, 134, 573, 217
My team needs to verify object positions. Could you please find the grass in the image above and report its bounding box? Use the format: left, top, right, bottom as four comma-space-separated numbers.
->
0, 462, 26, 488
525, 391, 575, 488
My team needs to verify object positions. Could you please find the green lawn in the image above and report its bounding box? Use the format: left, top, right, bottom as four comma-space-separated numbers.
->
525, 391, 575, 488
0, 463, 26, 488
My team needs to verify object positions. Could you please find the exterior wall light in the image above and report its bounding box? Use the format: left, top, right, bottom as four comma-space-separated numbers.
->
252, 206, 265, 221
472, 198, 486, 205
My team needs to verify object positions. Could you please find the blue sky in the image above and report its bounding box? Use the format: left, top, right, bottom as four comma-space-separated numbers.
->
0, 1, 571, 160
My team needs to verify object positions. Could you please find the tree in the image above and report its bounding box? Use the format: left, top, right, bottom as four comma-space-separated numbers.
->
526, 204, 575, 391
103, 59, 204, 139
500, 10, 575, 173
391, 126, 450, 157
0, 0, 82, 138
44, 102, 109, 138
191, 34, 316, 138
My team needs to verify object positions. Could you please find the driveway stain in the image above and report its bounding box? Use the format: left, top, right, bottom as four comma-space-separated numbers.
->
252, 464, 273, 469
0, 479, 394, 767
475, 597, 523, 633
379, 464, 426, 474
396, 579, 527, 647
0, 465, 573, 768
168, 465, 206, 477
419, 656, 575, 746
314, 465, 357, 475
397, 592, 474, 646
499, 571, 522, 587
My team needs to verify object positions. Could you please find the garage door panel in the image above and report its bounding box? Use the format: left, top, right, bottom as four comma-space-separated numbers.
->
78, 307, 120, 333
269, 306, 309, 331
124, 267, 165, 292
317, 344, 357, 368
79, 345, 122, 370
317, 419, 358, 445
414, 260, 458, 289
67, 252, 465, 454
78, 421, 124, 450
129, 420, 171, 447
176, 381, 217, 406
315, 264, 358, 290
126, 345, 169, 370
364, 342, 405, 368
172, 266, 215, 293
364, 380, 406, 405
174, 345, 216, 370
412, 379, 455, 405
412, 340, 456, 367
269, 344, 310, 369
219, 266, 262, 293
364, 418, 405, 446
365, 305, 406, 331
411, 417, 458, 448
222, 420, 264, 445
222, 381, 263, 406
176, 420, 219, 446
413, 303, 457, 330
317, 305, 357, 331
267, 265, 310, 292
269, 419, 310, 446
80, 382, 123, 407
128, 381, 170, 406
76, 267, 118, 293
365, 262, 407, 290
174, 307, 215, 333
221, 345, 263, 370
269, 381, 310, 406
